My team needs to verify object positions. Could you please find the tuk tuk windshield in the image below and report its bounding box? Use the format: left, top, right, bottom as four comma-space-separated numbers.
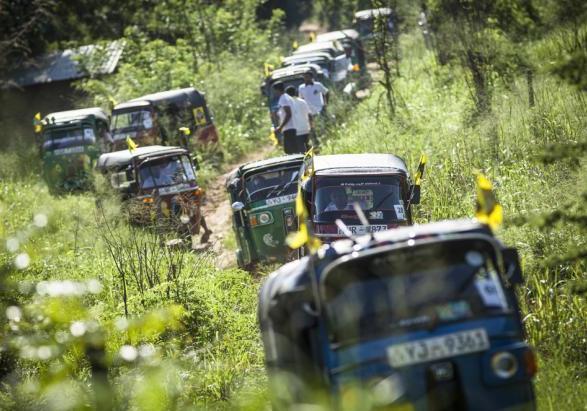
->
245, 166, 300, 203
314, 175, 406, 223
42, 126, 96, 150
138, 155, 195, 190
324, 239, 510, 345
112, 109, 154, 135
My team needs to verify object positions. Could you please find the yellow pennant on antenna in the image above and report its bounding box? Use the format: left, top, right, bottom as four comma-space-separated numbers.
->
414, 154, 427, 186
475, 173, 503, 230
292, 40, 299, 50
286, 185, 321, 253
126, 136, 138, 152
179, 127, 191, 136
264, 62, 274, 78
33, 112, 43, 133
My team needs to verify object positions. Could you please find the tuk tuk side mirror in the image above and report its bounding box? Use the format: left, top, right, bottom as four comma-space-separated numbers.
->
502, 247, 523, 286
232, 201, 245, 212
411, 185, 421, 205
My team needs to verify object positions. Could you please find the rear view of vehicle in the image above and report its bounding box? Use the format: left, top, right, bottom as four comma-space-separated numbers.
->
39, 108, 110, 193
354, 8, 397, 40
226, 155, 304, 269
300, 154, 422, 242
259, 220, 536, 410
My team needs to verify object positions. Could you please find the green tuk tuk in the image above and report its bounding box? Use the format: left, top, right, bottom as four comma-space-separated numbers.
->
110, 87, 219, 151
226, 154, 305, 269
97, 145, 211, 245
39, 108, 111, 192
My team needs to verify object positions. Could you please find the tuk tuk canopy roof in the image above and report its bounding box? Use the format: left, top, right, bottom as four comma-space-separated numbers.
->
282, 53, 333, 66
226, 154, 304, 188
113, 87, 206, 111
97, 145, 188, 170
259, 218, 494, 320
354, 8, 393, 20
43, 107, 109, 126
268, 64, 324, 82
316, 29, 360, 43
293, 41, 343, 56
312, 154, 408, 175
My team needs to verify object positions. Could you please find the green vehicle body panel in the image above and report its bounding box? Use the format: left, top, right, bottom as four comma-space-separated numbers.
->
226, 155, 304, 268
40, 108, 110, 192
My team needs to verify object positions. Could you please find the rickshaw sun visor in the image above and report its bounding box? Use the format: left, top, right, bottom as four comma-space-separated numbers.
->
322, 238, 510, 345
138, 155, 196, 190
314, 176, 406, 222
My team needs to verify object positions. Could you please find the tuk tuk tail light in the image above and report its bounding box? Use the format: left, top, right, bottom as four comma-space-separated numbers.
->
491, 352, 518, 379
523, 349, 538, 377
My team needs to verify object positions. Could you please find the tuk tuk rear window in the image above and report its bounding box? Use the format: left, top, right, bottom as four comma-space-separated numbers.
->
42, 127, 96, 150
112, 109, 154, 134
314, 175, 406, 222
323, 239, 510, 345
245, 166, 300, 203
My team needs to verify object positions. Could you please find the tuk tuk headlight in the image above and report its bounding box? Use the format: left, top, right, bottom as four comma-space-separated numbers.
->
491, 352, 518, 379
250, 212, 273, 227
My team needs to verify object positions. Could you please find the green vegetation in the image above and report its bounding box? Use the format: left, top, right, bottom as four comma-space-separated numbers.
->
1, 0, 587, 410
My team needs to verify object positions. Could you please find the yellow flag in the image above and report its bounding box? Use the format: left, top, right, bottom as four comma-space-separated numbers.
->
126, 136, 138, 152
264, 63, 274, 77
33, 112, 43, 133
179, 127, 191, 136
108, 96, 118, 109
309, 32, 316, 42
286, 185, 321, 253
292, 40, 299, 50
475, 173, 503, 230
414, 154, 427, 186
268, 129, 279, 146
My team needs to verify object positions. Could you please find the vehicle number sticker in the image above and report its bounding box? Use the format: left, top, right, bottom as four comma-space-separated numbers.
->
265, 193, 296, 206
475, 278, 506, 308
387, 328, 489, 368
53, 146, 84, 156
369, 211, 384, 220
337, 225, 388, 235
394, 204, 406, 220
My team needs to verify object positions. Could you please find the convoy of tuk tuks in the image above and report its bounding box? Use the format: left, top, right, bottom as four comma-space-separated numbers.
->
31, 7, 536, 409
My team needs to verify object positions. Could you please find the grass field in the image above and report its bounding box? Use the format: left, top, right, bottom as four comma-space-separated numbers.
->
1, 27, 586, 410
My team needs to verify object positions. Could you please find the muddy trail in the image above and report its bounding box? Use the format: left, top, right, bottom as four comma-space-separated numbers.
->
200, 144, 278, 268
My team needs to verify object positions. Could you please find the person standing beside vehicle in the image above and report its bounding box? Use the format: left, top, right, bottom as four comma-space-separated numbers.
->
272, 81, 297, 154
285, 86, 312, 153
298, 71, 329, 147
298, 71, 329, 115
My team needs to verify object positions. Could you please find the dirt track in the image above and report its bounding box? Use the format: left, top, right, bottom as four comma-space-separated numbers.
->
200, 144, 278, 268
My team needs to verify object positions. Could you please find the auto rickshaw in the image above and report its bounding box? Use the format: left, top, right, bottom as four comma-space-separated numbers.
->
299, 153, 422, 243
96, 145, 211, 244
38, 108, 111, 192
316, 29, 367, 73
281, 52, 349, 84
226, 154, 304, 270
110, 87, 219, 151
293, 41, 346, 59
259, 219, 537, 410
354, 8, 397, 40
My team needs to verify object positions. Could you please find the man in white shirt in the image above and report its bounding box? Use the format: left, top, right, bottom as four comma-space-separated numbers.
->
272, 81, 298, 154
298, 71, 329, 115
285, 86, 312, 153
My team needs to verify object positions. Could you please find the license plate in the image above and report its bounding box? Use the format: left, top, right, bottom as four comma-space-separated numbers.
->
387, 328, 489, 368
338, 225, 388, 235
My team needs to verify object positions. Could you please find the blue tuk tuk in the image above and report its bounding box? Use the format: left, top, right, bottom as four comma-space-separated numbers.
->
259, 219, 536, 410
